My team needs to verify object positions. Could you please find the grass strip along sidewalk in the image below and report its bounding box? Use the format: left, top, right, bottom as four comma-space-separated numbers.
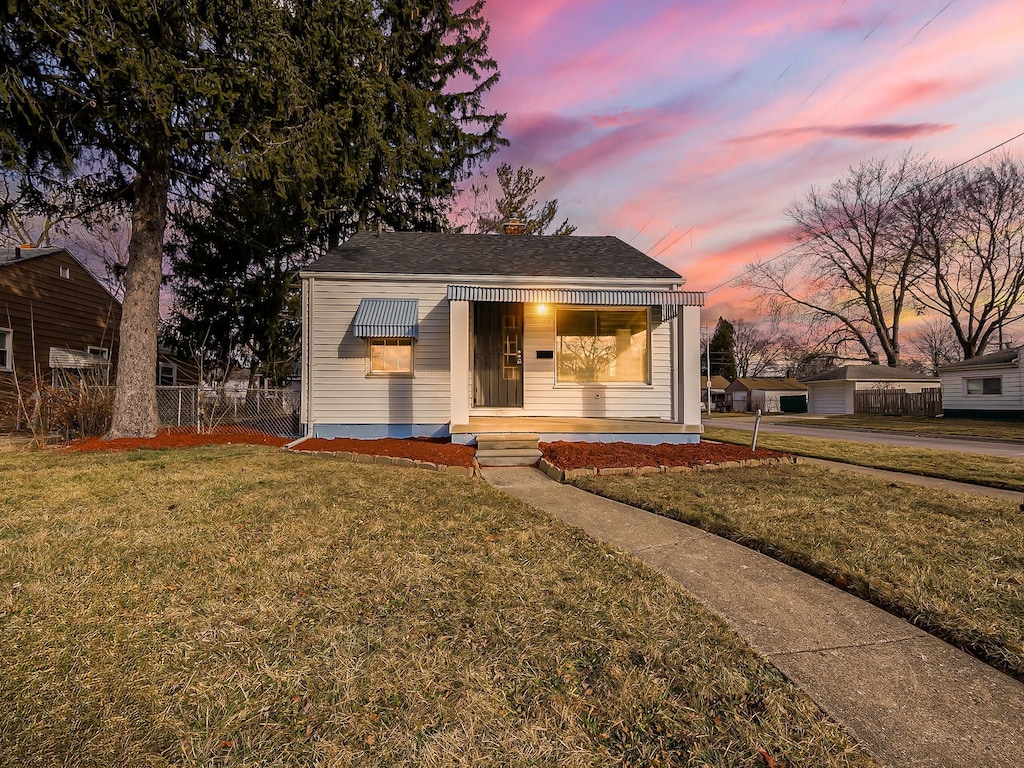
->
704, 425, 1024, 493
0, 445, 874, 767
574, 464, 1024, 683
777, 414, 1024, 441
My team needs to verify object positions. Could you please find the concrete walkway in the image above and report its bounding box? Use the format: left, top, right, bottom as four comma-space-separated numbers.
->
483, 466, 1024, 768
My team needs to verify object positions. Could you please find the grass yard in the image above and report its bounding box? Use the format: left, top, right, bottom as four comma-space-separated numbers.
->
0, 445, 874, 767
704, 425, 1024, 492
574, 464, 1024, 682
776, 414, 1024, 441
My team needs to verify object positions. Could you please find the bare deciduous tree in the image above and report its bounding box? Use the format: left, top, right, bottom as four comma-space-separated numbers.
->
732, 319, 788, 378
744, 154, 924, 366
906, 315, 963, 374
907, 155, 1024, 359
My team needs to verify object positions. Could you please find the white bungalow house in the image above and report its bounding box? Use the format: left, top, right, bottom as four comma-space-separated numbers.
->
299, 232, 705, 445
802, 365, 939, 415
939, 346, 1023, 420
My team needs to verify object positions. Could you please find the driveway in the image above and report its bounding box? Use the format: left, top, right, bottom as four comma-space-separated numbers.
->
704, 415, 1024, 459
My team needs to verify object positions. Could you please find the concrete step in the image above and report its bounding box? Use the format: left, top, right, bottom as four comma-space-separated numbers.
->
476, 448, 542, 467
476, 453, 543, 467
476, 434, 540, 451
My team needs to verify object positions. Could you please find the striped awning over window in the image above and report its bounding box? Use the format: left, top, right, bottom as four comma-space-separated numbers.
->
446, 285, 705, 307
352, 298, 419, 338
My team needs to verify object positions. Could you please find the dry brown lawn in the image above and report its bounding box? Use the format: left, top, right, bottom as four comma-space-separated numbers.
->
575, 464, 1024, 681
0, 445, 874, 767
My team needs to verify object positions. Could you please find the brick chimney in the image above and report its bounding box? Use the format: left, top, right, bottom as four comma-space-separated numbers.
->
502, 217, 526, 235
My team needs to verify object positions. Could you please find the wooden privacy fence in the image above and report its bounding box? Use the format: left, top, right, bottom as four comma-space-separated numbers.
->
854, 387, 942, 417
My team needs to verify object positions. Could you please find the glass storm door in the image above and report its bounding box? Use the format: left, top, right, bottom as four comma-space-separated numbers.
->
473, 302, 523, 407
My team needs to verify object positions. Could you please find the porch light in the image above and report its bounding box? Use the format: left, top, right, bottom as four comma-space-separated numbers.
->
535, 303, 549, 315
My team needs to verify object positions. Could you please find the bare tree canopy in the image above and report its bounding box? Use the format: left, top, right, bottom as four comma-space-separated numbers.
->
732, 319, 788, 378
906, 154, 1024, 359
743, 155, 922, 366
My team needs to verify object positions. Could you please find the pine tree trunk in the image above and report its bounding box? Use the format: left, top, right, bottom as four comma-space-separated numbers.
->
107, 160, 168, 438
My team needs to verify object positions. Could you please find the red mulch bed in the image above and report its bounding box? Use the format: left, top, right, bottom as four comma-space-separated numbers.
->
66, 426, 290, 452
541, 440, 788, 471
295, 436, 477, 468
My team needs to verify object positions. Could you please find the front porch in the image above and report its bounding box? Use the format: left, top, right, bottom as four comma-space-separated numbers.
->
450, 416, 701, 445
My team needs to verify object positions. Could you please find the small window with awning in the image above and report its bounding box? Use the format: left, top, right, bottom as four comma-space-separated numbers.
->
353, 298, 418, 375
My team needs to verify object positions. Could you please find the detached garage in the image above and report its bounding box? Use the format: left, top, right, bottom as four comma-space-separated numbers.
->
726, 378, 806, 413
802, 365, 940, 415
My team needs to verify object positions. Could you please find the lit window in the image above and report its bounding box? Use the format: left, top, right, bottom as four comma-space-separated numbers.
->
0, 328, 11, 371
556, 308, 649, 383
369, 338, 413, 374
966, 377, 1001, 395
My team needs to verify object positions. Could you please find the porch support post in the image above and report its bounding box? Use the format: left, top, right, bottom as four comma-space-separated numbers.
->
679, 305, 702, 428
450, 300, 470, 426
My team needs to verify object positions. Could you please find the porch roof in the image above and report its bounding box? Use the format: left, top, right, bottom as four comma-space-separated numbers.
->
446, 285, 705, 306
352, 298, 419, 338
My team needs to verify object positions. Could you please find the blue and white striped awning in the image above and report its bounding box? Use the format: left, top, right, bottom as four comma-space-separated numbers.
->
446, 285, 705, 307
352, 298, 419, 338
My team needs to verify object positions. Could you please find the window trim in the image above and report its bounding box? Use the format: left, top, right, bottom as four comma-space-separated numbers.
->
59, 265, 71, 279
554, 305, 652, 386
366, 337, 415, 377
0, 327, 12, 372
965, 376, 1002, 396
158, 362, 177, 387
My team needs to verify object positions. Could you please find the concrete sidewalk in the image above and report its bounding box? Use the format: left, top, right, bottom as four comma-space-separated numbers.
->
483, 466, 1024, 768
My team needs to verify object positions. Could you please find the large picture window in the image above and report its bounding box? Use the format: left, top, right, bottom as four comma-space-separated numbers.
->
966, 376, 1001, 395
369, 338, 413, 374
556, 308, 649, 383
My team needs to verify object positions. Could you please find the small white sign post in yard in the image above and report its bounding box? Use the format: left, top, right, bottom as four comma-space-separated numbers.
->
751, 408, 762, 452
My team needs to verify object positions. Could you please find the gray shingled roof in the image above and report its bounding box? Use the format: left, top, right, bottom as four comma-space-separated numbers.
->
0, 246, 66, 267
304, 232, 682, 279
939, 346, 1021, 371
801, 365, 938, 383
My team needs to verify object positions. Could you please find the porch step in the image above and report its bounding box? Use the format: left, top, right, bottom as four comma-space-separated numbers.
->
476, 433, 541, 452
476, 448, 543, 467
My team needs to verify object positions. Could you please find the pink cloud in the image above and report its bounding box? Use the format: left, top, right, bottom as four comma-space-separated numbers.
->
730, 122, 953, 145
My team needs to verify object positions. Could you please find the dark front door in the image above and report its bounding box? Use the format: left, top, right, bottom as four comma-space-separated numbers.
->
473, 302, 523, 407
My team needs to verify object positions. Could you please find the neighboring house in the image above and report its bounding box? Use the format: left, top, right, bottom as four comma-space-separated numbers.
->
299, 232, 705, 444
701, 375, 730, 412
802, 365, 940, 415
725, 377, 806, 413
0, 246, 121, 418
939, 346, 1024, 420
157, 350, 201, 387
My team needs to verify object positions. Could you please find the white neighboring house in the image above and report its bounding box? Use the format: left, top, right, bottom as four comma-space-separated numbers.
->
725, 378, 806, 413
299, 232, 706, 444
939, 346, 1024, 419
802, 365, 940, 415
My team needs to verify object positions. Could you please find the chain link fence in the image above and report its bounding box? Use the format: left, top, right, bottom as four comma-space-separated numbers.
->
156, 386, 301, 437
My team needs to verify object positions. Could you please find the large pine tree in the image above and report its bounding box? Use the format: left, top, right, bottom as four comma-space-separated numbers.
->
2, 1, 505, 435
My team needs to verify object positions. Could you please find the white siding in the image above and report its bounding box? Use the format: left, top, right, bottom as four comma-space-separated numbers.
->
808, 381, 852, 414
939, 365, 1024, 412
468, 302, 673, 419
308, 279, 451, 426
306, 279, 689, 426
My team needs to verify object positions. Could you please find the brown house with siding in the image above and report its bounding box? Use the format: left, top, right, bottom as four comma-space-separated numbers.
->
0, 246, 121, 420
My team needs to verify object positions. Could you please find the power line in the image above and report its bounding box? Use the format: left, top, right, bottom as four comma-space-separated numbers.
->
701, 128, 1024, 295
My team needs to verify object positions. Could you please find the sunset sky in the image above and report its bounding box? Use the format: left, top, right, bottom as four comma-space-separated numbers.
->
474, 0, 1024, 322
